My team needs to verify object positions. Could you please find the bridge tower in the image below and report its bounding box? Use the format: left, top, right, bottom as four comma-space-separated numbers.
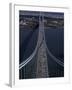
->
36, 13, 49, 78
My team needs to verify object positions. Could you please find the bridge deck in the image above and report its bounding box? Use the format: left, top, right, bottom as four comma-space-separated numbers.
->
36, 39, 49, 78
36, 16, 49, 78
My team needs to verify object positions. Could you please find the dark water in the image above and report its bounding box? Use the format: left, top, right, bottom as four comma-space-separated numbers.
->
19, 27, 39, 64
45, 27, 64, 61
19, 26, 39, 79
19, 26, 64, 78
45, 27, 64, 77
20, 27, 64, 62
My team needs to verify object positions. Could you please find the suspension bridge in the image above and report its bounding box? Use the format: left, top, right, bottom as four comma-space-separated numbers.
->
19, 14, 64, 79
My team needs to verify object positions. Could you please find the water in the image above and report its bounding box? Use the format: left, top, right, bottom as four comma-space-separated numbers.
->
45, 27, 64, 77
45, 27, 64, 61
19, 26, 64, 78
19, 26, 39, 64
